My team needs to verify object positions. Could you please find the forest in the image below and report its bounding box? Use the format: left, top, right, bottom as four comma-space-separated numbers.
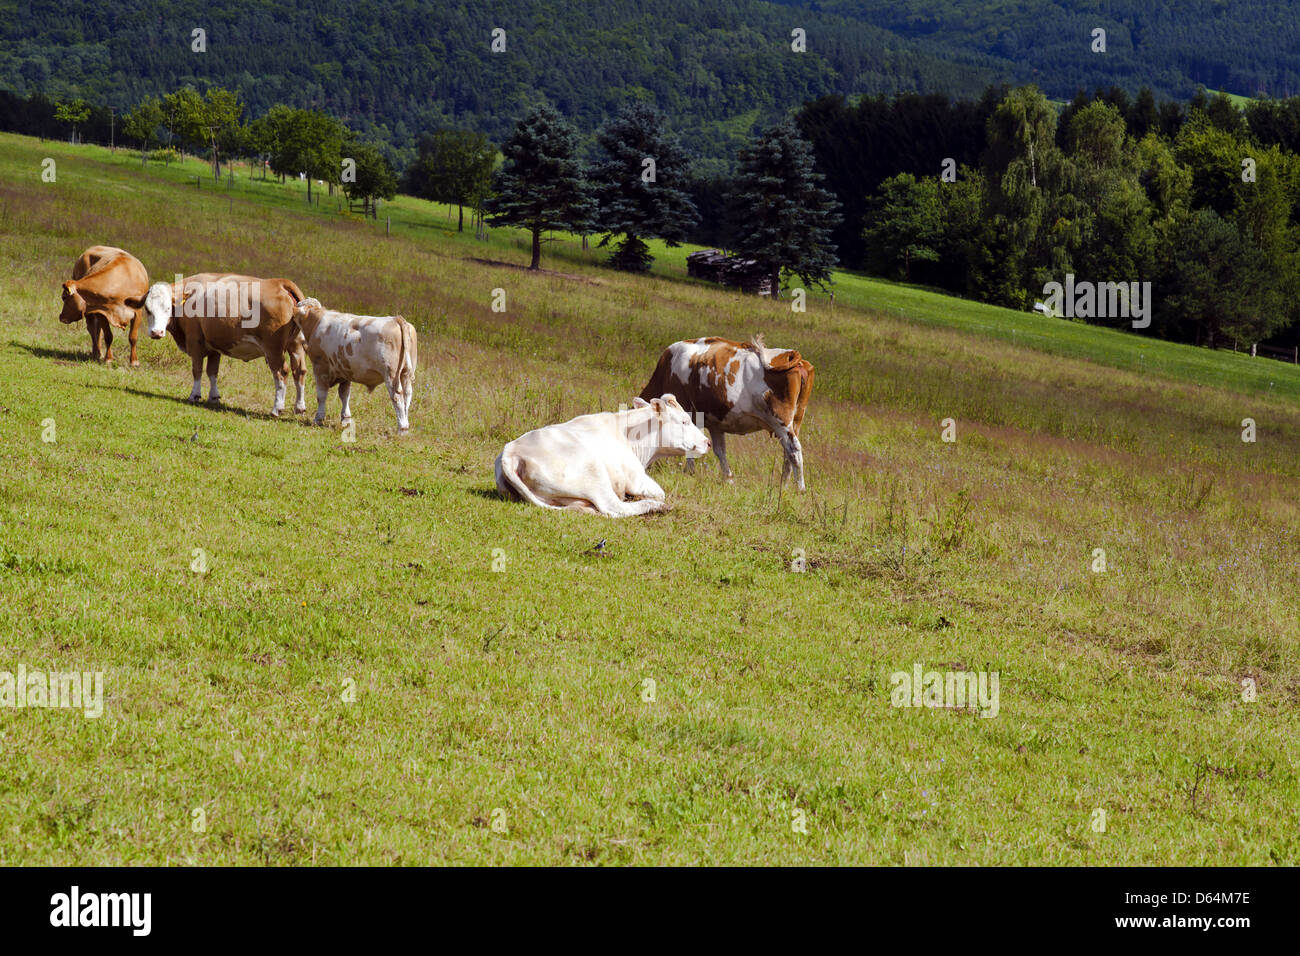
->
7, 0, 1300, 173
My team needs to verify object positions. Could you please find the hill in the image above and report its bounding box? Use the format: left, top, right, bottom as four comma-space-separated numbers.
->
2, 132, 1298, 863
4, 1, 1297, 169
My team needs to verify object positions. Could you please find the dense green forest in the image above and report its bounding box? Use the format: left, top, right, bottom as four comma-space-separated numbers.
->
0, 0, 1007, 173
773, 1, 1300, 100
9, 1, 1300, 173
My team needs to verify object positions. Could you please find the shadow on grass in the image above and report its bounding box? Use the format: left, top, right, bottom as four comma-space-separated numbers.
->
82, 382, 290, 423
468, 486, 508, 502
10, 341, 91, 363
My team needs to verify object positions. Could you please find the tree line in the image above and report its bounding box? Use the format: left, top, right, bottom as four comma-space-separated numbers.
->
796, 84, 1300, 349
9, 77, 1300, 351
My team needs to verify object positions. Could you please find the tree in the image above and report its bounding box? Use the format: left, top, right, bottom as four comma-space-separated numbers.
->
484, 106, 596, 270
863, 173, 943, 281
265, 108, 344, 203
590, 102, 698, 272
193, 87, 243, 179
247, 104, 295, 181
980, 86, 1071, 304
54, 98, 89, 143
342, 138, 397, 217
728, 120, 841, 293
404, 129, 496, 231
122, 96, 163, 163
161, 87, 204, 161
1164, 208, 1284, 347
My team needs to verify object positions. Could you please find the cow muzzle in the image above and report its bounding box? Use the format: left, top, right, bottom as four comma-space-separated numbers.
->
149, 329, 166, 339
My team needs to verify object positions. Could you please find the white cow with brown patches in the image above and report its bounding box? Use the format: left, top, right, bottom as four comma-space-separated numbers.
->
291, 297, 417, 431
640, 335, 814, 490
495, 395, 711, 517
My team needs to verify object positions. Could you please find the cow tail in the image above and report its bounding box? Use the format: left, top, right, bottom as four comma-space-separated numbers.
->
495, 450, 558, 509
392, 317, 408, 396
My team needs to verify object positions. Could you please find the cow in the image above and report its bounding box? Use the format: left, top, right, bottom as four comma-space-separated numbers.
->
143, 273, 308, 416
640, 336, 814, 490
290, 297, 418, 432
59, 246, 150, 366
495, 394, 711, 517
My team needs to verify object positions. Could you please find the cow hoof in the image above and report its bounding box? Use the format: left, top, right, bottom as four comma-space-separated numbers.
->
294, 405, 307, 415
270, 409, 282, 418
187, 396, 202, 405
206, 398, 221, 407
130, 360, 140, 368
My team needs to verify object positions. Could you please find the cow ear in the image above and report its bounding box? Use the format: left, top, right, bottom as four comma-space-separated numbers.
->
631, 397, 650, 408
61, 280, 76, 300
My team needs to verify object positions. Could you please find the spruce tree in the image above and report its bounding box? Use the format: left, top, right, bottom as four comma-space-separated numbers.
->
484, 106, 595, 270
729, 120, 841, 293
591, 102, 698, 272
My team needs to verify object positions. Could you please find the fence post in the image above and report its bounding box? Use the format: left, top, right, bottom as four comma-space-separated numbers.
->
386, 215, 391, 236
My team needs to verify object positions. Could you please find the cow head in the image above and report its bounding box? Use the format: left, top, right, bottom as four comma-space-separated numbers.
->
291, 297, 324, 340
144, 281, 175, 338
59, 281, 85, 324
632, 393, 711, 460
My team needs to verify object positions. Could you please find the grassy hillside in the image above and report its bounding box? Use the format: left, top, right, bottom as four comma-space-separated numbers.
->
1, 132, 1298, 864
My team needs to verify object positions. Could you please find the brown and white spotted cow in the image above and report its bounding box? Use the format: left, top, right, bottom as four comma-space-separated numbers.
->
59, 246, 151, 365
143, 274, 308, 416
290, 298, 418, 432
640, 335, 814, 490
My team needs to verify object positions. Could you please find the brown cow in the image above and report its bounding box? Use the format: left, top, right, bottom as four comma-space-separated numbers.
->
59, 246, 150, 365
640, 335, 814, 490
143, 274, 308, 416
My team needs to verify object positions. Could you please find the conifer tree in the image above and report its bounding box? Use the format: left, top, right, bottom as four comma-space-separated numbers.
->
729, 121, 841, 293
485, 106, 595, 270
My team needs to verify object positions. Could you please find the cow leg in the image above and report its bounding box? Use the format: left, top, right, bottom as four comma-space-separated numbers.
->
128, 311, 141, 367
267, 354, 288, 417
709, 427, 734, 481
85, 317, 102, 362
626, 471, 667, 503
386, 380, 410, 433
102, 321, 114, 363
206, 353, 221, 404
314, 378, 330, 426
775, 426, 805, 491
289, 340, 307, 414
338, 381, 353, 425
588, 482, 668, 517
188, 349, 205, 403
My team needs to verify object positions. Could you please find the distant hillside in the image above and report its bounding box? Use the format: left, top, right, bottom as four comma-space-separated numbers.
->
2, 0, 1296, 169
0, 0, 1002, 171
774, 0, 1300, 100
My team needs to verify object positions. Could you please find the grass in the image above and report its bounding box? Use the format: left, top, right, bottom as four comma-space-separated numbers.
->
1, 131, 1298, 865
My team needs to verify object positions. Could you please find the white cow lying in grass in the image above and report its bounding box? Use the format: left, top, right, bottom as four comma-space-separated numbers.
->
291, 297, 417, 432
495, 394, 711, 517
